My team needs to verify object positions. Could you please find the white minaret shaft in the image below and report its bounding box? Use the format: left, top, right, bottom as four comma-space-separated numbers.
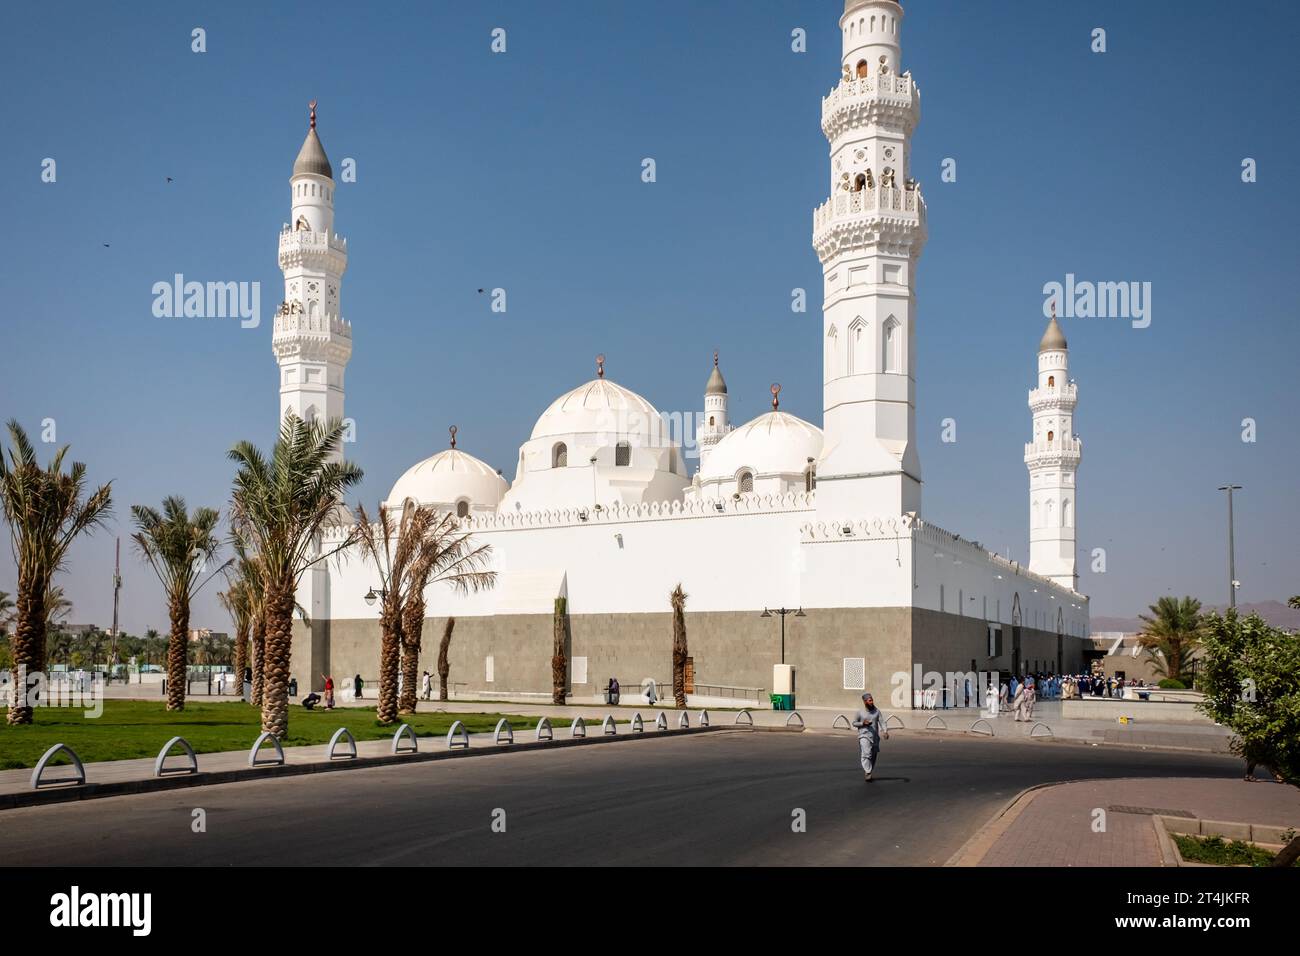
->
273, 101, 352, 458
698, 351, 729, 468
813, 0, 926, 521
1025, 310, 1081, 589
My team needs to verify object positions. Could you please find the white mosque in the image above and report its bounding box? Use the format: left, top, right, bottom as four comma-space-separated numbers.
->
274, 0, 1089, 708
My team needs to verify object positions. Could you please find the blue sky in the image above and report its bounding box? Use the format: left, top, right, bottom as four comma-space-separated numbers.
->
1, 0, 1296, 635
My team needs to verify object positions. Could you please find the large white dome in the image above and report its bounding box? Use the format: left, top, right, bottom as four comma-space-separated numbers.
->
386, 447, 509, 513
700, 410, 823, 484
530, 378, 666, 443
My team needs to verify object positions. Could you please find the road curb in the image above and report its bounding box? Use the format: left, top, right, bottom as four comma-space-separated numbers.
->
944, 781, 1061, 867
0, 725, 731, 812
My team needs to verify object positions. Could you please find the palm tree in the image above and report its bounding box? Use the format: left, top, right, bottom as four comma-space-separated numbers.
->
0, 590, 14, 634
436, 617, 455, 702
218, 537, 258, 700
551, 597, 568, 705
397, 510, 495, 714
0, 420, 113, 724
353, 502, 435, 723
671, 583, 689, 708
143, 628, 163, 667
1137, 595, 1205, 685
228, 413, 362, 738
131, 496, 225, 712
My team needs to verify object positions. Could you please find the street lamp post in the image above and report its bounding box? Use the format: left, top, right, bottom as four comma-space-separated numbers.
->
363, 587, 388, 608
760, 606, 805, 664
1216, 485, 1242, 609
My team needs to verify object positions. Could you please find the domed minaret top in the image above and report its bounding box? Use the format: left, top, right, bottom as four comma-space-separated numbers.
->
705, 350, 727, 395
845, 0, 900, 11
293, 100, 333, 179
1039, 303, 1068, 352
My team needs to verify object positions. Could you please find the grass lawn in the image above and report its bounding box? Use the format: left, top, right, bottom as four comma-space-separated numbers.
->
0, 700, 594, 769
1173, 834, 1297, 867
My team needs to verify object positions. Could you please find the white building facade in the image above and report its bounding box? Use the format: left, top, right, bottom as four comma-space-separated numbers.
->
284, 1, 1089, 708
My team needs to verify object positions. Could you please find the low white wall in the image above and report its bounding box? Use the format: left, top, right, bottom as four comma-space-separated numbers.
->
1061, 698, 1212, 724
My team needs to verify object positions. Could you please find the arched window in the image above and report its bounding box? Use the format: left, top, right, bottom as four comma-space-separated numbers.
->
852, 173, 867, 192
882, 317, 900, 372
1047, 375, 1055, 387
805, 465, 816, 492
826, 324, 838, 378
1044, 499, 1055, 527
552, 442, 567, 468
1047, 430, 1054, 444
737, 470, 753, 494
1062, 499, 1073, 528
848, 317, 867, 375
1032, 499, 1040, 528
295, 215, 310, 231
708, 416, 715, 427
615, 442, 630, 466
456, 500, 470, 518
855, 60, 868, 78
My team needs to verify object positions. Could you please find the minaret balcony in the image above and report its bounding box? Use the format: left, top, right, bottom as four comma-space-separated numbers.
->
821, 73, 920, 140
1028, 383, 1078, 411
1024, 437, 1082, 466
278, 229, 348, 271
811, 185, 926, 261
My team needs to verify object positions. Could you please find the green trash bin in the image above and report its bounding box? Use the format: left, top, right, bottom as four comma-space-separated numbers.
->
771, 693, 794, 711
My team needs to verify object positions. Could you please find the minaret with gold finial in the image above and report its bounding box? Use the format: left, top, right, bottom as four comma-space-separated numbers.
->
272, 100, 352, 457
698, 350, 729, 469
1025, 302, 1081, 589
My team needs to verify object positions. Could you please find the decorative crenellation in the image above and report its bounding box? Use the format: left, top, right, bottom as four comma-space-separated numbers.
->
321, 491, 818, 543
1028, 382, 1077, 412
278, 229, 348, 271
911, 518, 1083, 598
821, 73, 919, 141
801, 514, 910, 541
1024, 436, 1082, 463
812, 187, 926, 265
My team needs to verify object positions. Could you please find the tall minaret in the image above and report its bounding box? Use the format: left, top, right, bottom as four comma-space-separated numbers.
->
698, 351, 729, 468
1025, 306, 1081, 589
272, 100, 352, 452
813, 0, 926, 521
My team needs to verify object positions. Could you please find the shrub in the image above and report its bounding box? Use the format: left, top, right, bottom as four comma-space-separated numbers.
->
1157, 678, 1186, 689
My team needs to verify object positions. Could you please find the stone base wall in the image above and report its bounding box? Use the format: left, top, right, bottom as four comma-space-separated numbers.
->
292, 605, 1086, 709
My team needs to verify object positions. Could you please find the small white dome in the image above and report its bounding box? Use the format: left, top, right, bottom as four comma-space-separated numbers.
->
699, 411, 823, 483
530, 378, 665, 443
386, 448, 508, 513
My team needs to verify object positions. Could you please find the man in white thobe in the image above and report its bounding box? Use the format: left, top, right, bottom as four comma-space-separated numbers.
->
852, 692, 889, 782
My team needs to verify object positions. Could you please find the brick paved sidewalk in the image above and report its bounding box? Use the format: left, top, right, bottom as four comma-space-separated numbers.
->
954, 776, 1300, 866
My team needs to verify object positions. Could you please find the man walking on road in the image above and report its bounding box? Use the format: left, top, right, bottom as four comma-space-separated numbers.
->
852, 692, 889, 782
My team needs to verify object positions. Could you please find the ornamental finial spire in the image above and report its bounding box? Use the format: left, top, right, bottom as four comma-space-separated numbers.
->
771, 382, 782, 410
596, 353, 605, 379
713, 349, 719, 368
309, 99, 317, 130
449, 424, 457, 449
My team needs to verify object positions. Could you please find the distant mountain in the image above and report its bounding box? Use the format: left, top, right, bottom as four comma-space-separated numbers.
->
1092, 600, 1299, 634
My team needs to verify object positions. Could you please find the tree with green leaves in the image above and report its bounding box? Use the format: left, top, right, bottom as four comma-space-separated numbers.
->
397, 510, 494, 715
1137, 595, 1205, 685
0, 420, 113, 724
1198, 610, 1300, 867
131, 496, 225, 712
228, 414, 362, 737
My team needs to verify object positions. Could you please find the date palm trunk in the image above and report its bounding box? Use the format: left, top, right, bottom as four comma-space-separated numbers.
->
398, 596, 425, 715
232, 623, 249, 700
250, 613, 265, 707
437, 617, 454, 702
671, 584, 688, 708
376, 604, 402, 724
259, 578, 296, 738
166, 595, 189, 711
6, 571, 46, 725
551, 597, 567, 705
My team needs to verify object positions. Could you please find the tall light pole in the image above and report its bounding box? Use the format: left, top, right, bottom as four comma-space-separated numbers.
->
760, 606, 805, 664
1217, 485, 1242, 608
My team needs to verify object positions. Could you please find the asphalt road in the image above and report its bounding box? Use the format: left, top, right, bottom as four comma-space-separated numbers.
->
2, 731, 1241, 866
